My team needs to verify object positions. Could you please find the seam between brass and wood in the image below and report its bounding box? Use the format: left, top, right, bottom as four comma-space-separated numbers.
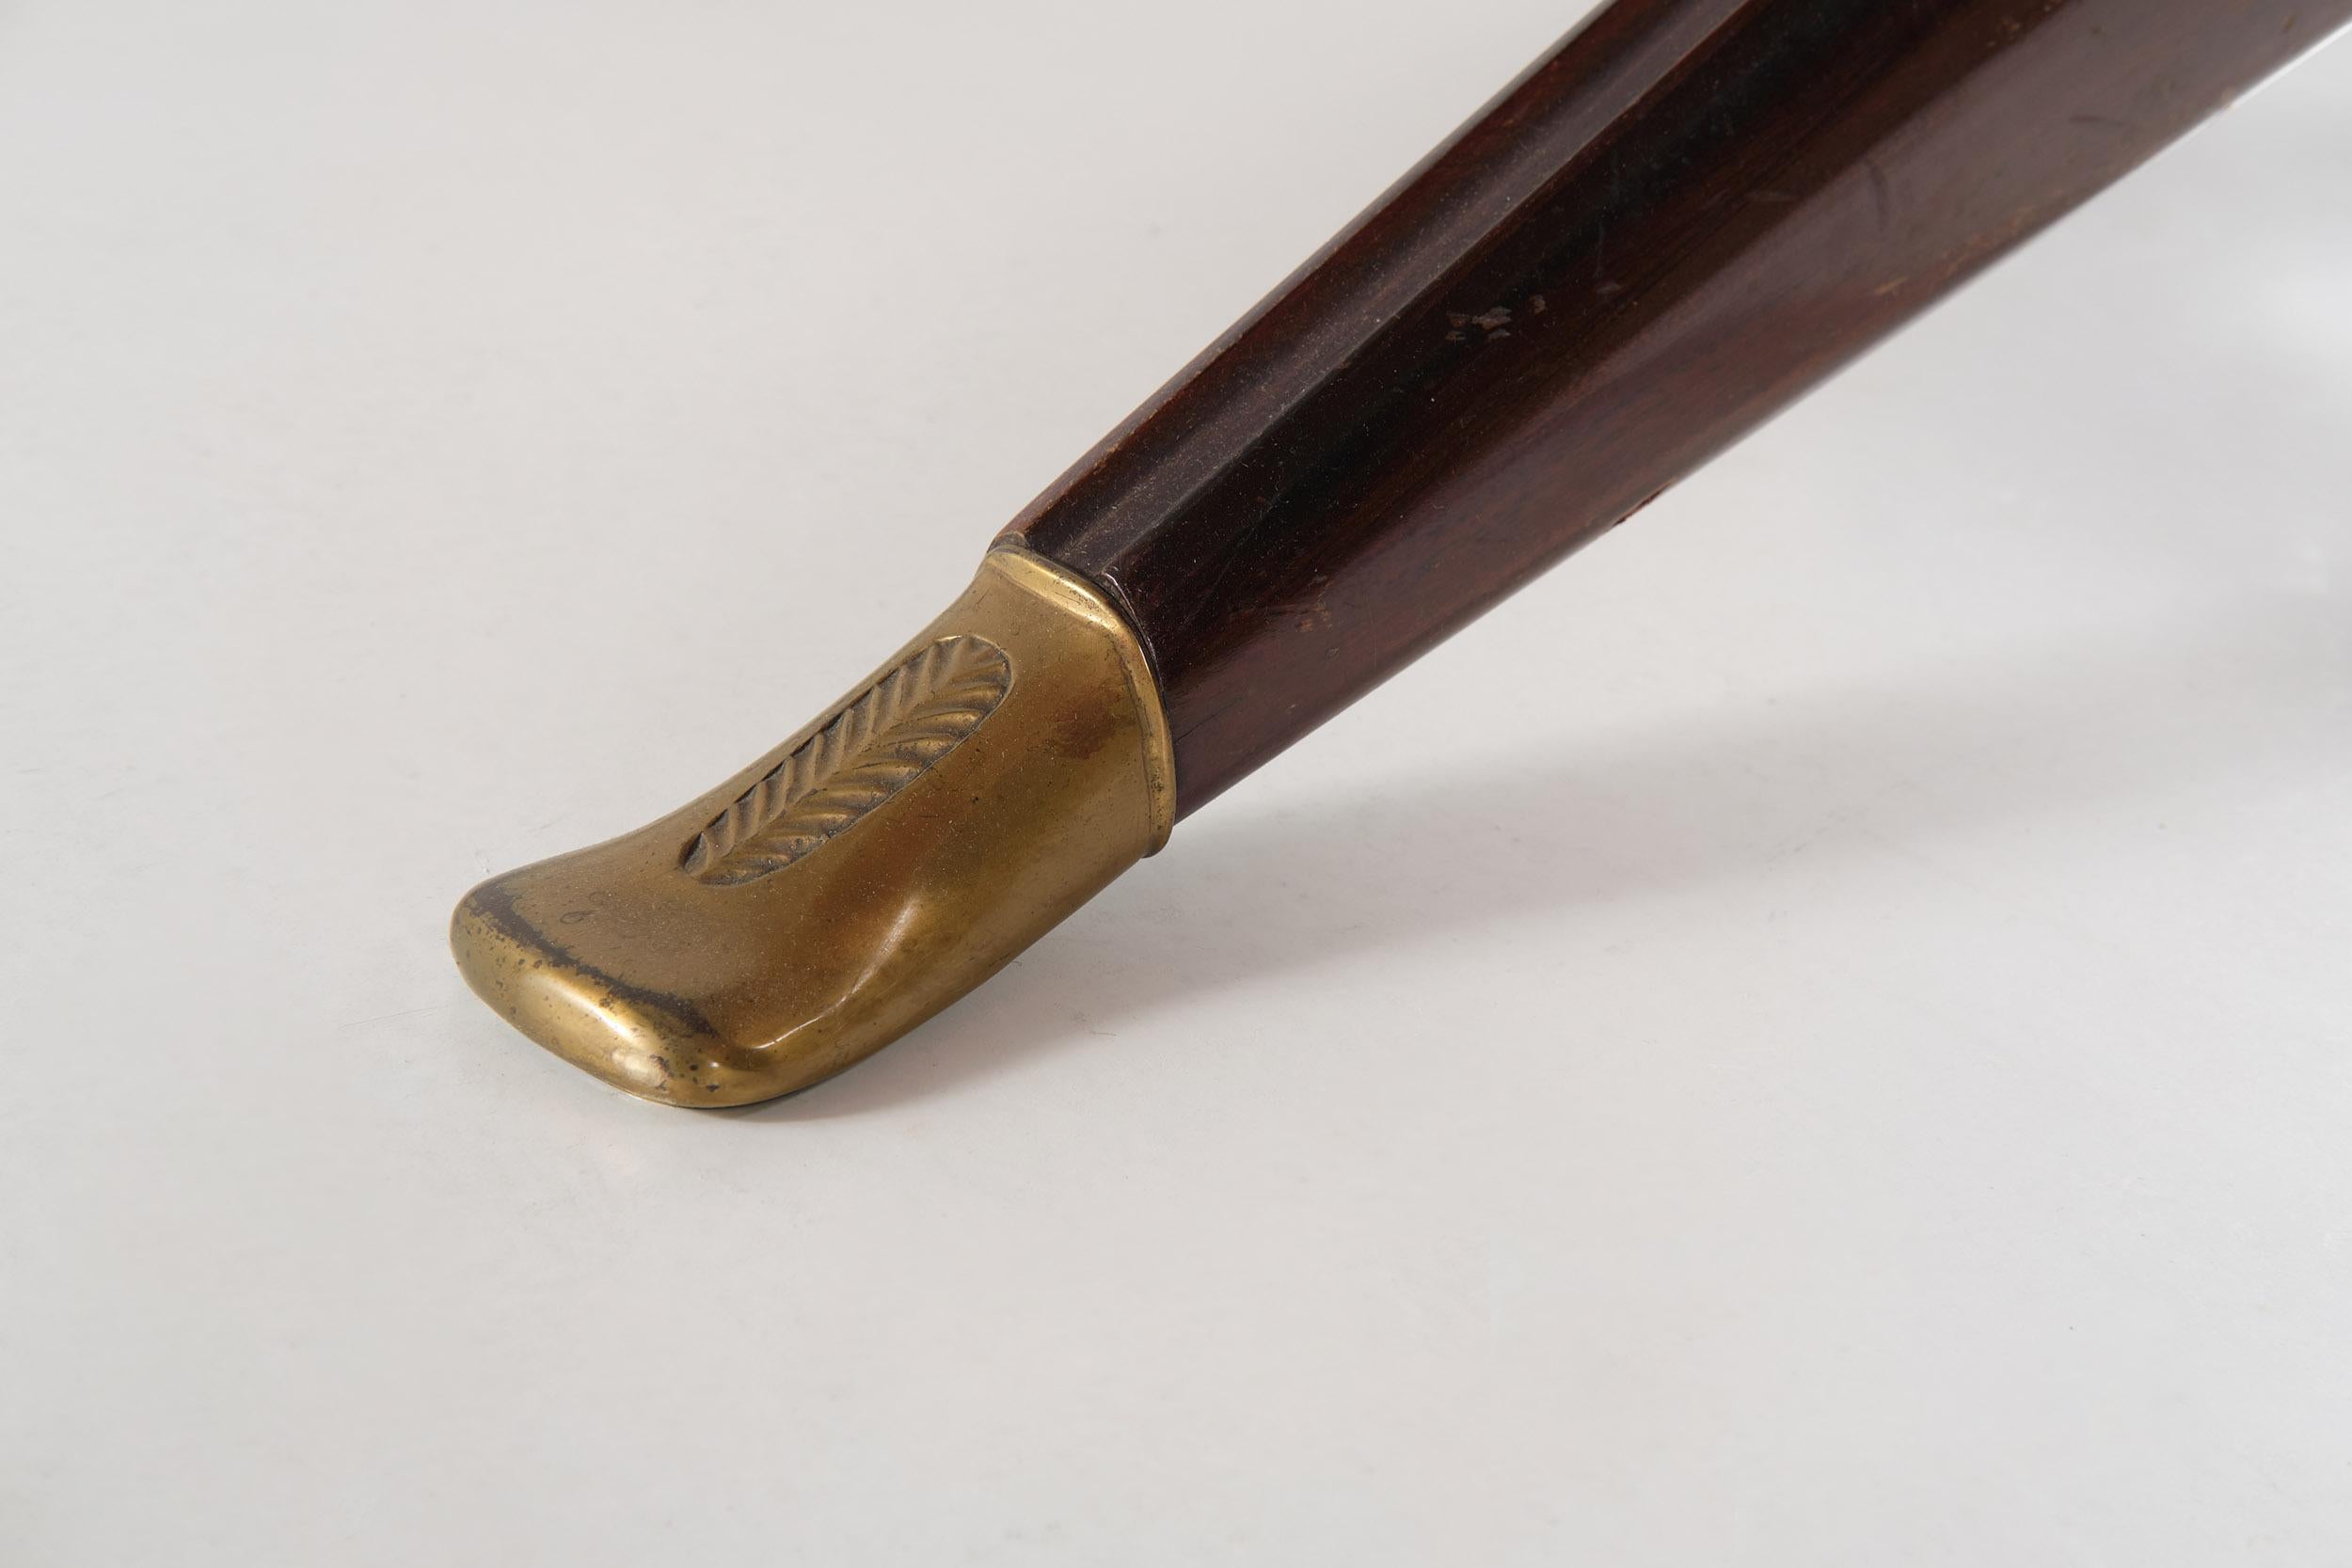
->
985, 542, 1176, 854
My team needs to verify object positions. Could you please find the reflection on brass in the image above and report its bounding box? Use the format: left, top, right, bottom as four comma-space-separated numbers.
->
451, 546, 1174, 1107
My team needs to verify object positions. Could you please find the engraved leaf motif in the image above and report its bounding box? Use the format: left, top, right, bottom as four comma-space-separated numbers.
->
680, 635, 1012, 886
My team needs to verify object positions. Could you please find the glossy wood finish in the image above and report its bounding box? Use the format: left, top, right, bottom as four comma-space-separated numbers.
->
1005, 0, 2343, 816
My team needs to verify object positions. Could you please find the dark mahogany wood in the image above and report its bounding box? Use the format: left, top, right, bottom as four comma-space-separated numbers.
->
1004, 0, 2342, 816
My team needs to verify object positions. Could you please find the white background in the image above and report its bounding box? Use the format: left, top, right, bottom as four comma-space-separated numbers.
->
4, 3, 2349, 1562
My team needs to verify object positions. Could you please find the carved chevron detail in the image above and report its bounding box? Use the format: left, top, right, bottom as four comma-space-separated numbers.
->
680, 635, 1012, 886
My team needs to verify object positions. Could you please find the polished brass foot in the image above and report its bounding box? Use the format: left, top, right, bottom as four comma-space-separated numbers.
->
451, 546, 1173, 1107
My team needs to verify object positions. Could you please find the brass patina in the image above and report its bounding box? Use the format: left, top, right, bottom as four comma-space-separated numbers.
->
451, 546, 1174, 1106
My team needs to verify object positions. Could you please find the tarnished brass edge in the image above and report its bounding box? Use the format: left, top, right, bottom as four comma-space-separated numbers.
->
451, 542, 1178, 1107
985, 542, 1175, 853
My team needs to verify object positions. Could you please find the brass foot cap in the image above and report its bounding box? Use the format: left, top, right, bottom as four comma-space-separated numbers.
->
451, 547, 1172, 1107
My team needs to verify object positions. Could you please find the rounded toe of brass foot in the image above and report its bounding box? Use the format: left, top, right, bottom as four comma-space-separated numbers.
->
451, 877, 781, 1106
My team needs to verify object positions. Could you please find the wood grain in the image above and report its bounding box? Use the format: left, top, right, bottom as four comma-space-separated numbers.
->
1003, 0, 2344, 815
